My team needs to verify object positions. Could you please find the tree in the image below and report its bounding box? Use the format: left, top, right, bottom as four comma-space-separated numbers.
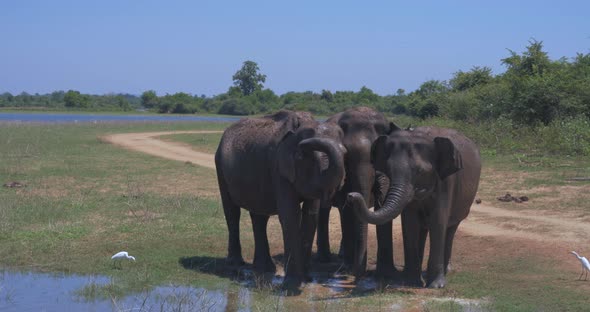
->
356, 86, 379, 104
502, 39, 551, 77
320, 89, 334, 102
415, 80, 448, 98
232, 61, 267, 96
450, 66, 493, 91
501, 41, 561, 125
158, 92, 196, 114
64, 90, 90, 108
141, 90, 159, 108
116, 95, 132, 111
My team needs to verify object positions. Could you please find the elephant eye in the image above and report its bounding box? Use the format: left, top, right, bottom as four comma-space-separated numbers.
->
294, 150, 303, 160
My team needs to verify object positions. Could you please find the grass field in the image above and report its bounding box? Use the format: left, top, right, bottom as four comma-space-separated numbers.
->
1, 121, 590, 311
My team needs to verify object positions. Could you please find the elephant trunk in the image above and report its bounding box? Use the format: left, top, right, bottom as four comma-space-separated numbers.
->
298, 138, 345, 197
347, 183, 414, 225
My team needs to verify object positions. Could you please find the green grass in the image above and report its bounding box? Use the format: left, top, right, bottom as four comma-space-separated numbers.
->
158, 132, 223, 154
447, 256, 587, 312
1, 120, 590, 310
0, 122, 230, 280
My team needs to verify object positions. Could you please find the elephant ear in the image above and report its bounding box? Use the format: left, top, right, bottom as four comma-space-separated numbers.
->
277, 130, 297, 183
273, 111, 302, 144
434, 137, 463, 180
388, 122, 401, 134
370, 135, 388, 165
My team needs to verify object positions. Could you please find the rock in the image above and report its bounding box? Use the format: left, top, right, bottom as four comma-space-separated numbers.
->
475, 199, 482, 204
3, 181, 25, 188
497, 193, 513, 202
496, 193, 529, 203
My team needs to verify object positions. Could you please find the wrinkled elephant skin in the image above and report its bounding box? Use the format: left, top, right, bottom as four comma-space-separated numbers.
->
316, 107, 397, 278
215, 110, 346, 292
348, 126, 481, 288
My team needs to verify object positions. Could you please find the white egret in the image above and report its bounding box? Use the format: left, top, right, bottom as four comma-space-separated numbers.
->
570, 251, 590, 280
111, 251, 136, 268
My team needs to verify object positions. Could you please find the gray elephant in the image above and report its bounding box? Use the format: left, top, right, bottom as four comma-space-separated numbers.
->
316, 107, 397, 277
215, 110, 346, 290
347, 126, 481, 288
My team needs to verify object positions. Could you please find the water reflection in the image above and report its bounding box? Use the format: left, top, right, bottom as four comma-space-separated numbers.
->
0, 270, 241, 312
0, 269, 390, 311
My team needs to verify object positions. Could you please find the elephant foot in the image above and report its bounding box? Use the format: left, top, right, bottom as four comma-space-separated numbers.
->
304, 272, 313, 283
225, 255, 245, 267
337, 243, 346, 259
253, 258, 276, 274
353, 267, 367, 280
338, 259, 354, 273
401, 271, 424, 287
281, 276, 303, 296
314, 251, 333, 263
376, 264, 400, 280
427, 274, 447, 288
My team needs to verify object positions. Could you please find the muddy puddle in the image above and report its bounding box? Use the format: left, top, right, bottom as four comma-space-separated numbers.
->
0, 269, 487, 311
0, 270, 234, 312
0, 270, 374, 311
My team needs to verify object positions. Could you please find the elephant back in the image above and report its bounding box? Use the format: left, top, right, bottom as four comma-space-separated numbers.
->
226, 111, 312, 148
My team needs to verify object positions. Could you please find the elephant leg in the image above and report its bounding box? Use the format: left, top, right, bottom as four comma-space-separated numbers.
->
444, 224, 459, 274
375, 171, 396, 278
302, 199, 320, 280
376, 222, 396, 277
401, 209, 424, 287
219, 181, 244, 267
338, 205, 354, 266
276, 182, 304, 292
249, 212, 275, 273
352, 174, 374, 278
353, 219, 368, 278
418, 226, 428, 273
315, 199, 332, 263
426, 220, 447, 288
375, 196, 395, 278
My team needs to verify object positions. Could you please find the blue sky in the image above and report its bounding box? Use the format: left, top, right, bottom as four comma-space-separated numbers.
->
1, 1, 589, 96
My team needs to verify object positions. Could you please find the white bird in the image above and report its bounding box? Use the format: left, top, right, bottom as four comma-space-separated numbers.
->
570, 251, 590, 280
111, 251, 136, 268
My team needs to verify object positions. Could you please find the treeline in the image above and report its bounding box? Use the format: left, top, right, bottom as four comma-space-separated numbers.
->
143, 40, 590, 127
2, 41, 589, 129
0, 90, 141, 111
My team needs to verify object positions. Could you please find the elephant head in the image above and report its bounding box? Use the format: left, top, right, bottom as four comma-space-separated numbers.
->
348, 129, 463, 225
277, 121, 347, 201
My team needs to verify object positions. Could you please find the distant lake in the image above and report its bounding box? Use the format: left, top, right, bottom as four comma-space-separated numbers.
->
0, 112, 241, 123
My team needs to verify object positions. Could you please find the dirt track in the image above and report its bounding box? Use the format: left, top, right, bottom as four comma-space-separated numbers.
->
102, 131, 589, 244
102, 131, 220, 169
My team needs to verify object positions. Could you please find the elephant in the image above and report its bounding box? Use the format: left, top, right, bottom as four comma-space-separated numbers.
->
215, 110, 346, 290
346, 126, 481, 288
315, 107, 397, 277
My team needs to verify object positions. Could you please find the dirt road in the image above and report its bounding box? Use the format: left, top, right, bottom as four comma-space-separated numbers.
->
102, 131, 220, 169
102, 131, 589, 244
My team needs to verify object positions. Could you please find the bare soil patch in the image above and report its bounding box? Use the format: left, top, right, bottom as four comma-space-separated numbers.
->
101, 131, 222, 169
